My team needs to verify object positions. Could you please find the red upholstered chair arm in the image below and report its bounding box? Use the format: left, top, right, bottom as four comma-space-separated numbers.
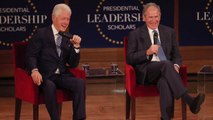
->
179, 65, 188, 87
14, 68, 39, 103
125, 64, 136, 96
69, 68, 86, 80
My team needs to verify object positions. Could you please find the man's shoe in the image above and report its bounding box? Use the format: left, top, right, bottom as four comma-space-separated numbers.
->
190, 93, 205, 114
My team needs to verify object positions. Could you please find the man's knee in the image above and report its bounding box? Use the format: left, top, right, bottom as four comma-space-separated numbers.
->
161, 61, 172, 66
161, 61, 174, 70
42, 80, 57, 93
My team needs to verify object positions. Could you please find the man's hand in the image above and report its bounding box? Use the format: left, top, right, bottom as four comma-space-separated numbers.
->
70, 35, 81, 48
174, 65, 180, 73
146, 45, 159, 55
31, 70, 43, 86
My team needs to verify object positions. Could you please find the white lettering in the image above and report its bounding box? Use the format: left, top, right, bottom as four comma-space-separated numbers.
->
87, 13, 142, 23
197, 12, 213, 21
107, 24, 136, 30
102, 6, 140, 11
0, 26, 26, 32
0, 8, 30, 13
0, 15, 48, 24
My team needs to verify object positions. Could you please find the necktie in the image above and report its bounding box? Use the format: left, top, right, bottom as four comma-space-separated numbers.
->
153, 30, 167, 61
56, 34, 62, 56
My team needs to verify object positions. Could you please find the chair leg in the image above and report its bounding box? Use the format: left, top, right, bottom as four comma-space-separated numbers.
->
15, 98, 22, 120
33, 105, 39, 120
181, 98, 187, 120
126, 92, 130, 120
58, 103, 62, 119
170, 99, 174, 118
130, 97, 136, 120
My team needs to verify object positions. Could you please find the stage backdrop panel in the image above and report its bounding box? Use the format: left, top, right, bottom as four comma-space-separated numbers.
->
0, 0, 63, 49
179, 0, 213, 46
0, 0, 174, 49
69, 0, 174, 48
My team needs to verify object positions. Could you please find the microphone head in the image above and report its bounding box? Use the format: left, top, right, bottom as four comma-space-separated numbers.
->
58, 31, 73, 39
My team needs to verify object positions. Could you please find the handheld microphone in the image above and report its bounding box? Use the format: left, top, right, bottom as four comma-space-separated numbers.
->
153, 31, 158, 56
153, 32, 158, 44
58, 31, 73, 39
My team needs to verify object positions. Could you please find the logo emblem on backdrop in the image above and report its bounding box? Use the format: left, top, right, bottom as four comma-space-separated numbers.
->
197, 0, 213, 36
0, 0, 48, 48
87, 0, 144, 45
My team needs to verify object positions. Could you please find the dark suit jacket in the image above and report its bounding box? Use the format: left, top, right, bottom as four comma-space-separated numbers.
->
126, 24, 182, 84
26, 26, 80, 80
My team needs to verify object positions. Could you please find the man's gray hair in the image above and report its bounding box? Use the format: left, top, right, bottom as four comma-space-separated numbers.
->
52, 3, 72, 17
142, 2, 161, 16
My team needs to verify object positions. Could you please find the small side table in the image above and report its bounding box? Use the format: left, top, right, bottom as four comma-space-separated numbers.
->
197, 65, 213, 119
86, 68, 124, 78
85, 68, 125, 94
85, 67, 125, 120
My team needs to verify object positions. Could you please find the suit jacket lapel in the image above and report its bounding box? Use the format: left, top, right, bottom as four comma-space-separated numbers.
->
47, 26, 60, 59
158, 26, 167, 52
141, 25, 152, 48
60, 37, 68, 58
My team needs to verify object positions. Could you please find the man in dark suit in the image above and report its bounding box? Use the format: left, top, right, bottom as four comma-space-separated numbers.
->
127, 2, 205, 120
26, 3, 85, 120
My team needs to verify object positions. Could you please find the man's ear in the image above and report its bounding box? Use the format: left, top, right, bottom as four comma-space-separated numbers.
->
52, 15, 56, 22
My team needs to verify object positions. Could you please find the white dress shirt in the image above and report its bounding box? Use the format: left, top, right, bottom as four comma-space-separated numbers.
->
147, 27, 160, 61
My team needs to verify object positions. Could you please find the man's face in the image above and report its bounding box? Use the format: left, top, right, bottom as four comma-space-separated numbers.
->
143, 6, 161, 30
52, 10, 71, 32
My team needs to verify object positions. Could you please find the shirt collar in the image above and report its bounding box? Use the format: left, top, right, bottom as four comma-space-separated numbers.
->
51, 24, 58, 36
147, 27, 159, 35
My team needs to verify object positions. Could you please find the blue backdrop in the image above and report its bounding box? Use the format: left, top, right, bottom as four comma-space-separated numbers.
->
179, 0, 213, 46
69, 0, 174, 48
0, 0, 174, 49
0, 0, 63, 49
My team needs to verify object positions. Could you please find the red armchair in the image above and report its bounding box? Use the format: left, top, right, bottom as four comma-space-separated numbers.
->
13, 41, 86, 120
124, 37, 188, 120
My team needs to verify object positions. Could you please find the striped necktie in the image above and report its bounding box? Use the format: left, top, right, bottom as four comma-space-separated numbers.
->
56, 34, 62, 56
153, 30, 167, 61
